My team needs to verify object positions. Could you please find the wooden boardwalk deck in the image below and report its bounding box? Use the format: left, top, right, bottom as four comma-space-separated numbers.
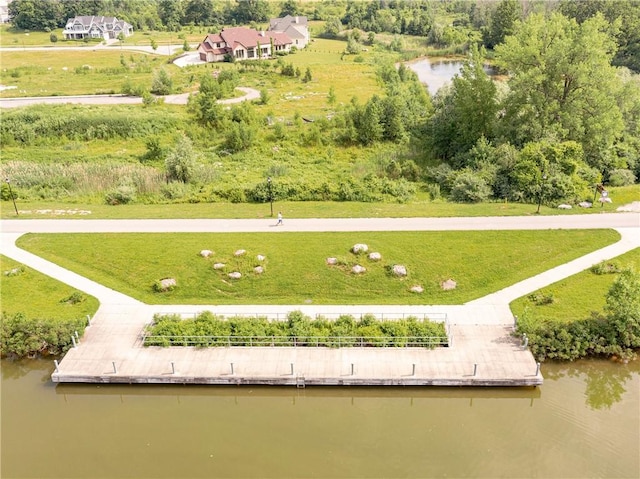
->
51, 305, 542, 387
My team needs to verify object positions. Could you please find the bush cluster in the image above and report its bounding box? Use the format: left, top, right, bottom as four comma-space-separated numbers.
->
1, 313, 87, 358
517, 313, 628, 362
517, 269, 640, 361
144, 311, 447, 348
590, 261, 621, 275
527, 291, 555, 306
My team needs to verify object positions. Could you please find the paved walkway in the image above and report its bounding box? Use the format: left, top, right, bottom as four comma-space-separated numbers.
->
0, 87, 259, 108
1, 213, 638, 386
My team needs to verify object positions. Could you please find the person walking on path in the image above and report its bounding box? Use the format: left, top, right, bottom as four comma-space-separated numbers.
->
276, 211, 283, 226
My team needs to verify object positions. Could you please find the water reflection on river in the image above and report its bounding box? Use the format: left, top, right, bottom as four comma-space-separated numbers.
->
1, 358, 638, 478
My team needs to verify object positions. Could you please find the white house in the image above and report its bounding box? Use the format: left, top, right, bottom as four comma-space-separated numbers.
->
269, 15, 310, 49
62, 16, 133, 41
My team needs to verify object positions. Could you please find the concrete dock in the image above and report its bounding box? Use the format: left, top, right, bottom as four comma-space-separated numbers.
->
2, 214, 638, 388
50, 304, 541, 387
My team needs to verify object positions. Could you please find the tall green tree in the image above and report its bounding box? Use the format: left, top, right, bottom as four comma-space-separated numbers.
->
558, 0, 640, 73
157, 0, 184, 31
495, 12, 625, 172
183, 0, 214, 26
483, 0, 521, 49
605, 268, 640, 349
279, 0, 300, 17
429, 45, 497, 162
231, 0, 270, 23
9, 0, 63, 30
165, 134, 197, 183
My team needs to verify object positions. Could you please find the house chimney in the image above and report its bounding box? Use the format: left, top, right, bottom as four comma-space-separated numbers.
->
295, 16, 299, 23
260, 31, 265, 36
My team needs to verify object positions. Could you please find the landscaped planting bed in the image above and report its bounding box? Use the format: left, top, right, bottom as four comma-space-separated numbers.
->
143, 311, 448, 348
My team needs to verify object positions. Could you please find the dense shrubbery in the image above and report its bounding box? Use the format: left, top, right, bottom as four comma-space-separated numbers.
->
1, 313, 87, 358
517, 269, 640, 361
144, 311, 447, 348
1, 107, 179, 145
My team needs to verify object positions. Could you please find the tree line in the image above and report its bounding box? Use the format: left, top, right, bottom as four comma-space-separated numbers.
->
10, 0, 639, 75
8, 0, 304, 32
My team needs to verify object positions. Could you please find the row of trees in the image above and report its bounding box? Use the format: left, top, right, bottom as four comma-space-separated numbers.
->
8, 0, 306, 32
337, 0, 640, 73
424, 12, 639, 204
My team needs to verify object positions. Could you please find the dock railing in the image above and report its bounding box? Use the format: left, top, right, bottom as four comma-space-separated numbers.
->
164, 311, 448, 322
142, 334, 449, 348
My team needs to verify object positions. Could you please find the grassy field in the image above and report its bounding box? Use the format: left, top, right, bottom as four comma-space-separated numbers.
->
510, 248, 640, 322
15, 229, 620, 305
0, 255, 99, 319
2, 183, 638, 220
0, 49, 198, 97
0, 23, 218, 47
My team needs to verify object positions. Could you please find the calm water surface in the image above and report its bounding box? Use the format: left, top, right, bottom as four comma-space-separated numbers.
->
408, 58, 497, 95
1, 358, 638, 478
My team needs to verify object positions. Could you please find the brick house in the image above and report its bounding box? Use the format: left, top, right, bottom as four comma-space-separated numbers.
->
197, 26, 292, 63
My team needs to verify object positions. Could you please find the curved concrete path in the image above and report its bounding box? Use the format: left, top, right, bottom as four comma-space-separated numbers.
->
0, 87, 260, 108
1, 213, 638, 386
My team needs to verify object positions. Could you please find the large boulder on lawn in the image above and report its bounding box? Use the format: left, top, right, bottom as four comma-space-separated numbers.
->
156, 278, 176, 292
234, 249, 246, 256
368, 252, 381, 261
200, 250, 213, 257
228, 272, 242, 279
441, 279, 457, 290
213, 263, 225, 270
392, 265, 407, 277
352, 244, 368, 254
352, 265, 366, 274
410, 285, 424, 293
326, 257, 337, 265
254, 266, 264, 274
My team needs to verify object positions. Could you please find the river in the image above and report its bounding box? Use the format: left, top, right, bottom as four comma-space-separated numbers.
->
1, 358, 638, 478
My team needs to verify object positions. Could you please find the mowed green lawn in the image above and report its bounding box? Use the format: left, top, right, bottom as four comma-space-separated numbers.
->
510, 248, 640, 322
16, 229, 619, 305
0, 255, 99, 319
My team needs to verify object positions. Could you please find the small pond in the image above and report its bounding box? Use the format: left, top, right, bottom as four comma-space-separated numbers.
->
407, 57, 498, 95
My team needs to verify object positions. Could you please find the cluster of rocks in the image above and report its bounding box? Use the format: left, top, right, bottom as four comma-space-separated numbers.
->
324, 243, 458, 294
154, 249, 267, 291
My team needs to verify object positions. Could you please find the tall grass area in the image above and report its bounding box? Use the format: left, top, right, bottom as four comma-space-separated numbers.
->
16, 230, 619, 305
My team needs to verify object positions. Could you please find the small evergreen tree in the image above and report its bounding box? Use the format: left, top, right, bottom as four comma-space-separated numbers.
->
165, 134, 197, 183
151, 68, 173, 95
302, 67, 312, 83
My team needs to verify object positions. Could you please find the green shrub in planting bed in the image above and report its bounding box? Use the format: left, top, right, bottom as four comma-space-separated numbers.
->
143, 311, 448, 348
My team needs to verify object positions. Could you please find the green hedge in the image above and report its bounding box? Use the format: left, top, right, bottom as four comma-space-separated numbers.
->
144, 311, 447, 348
